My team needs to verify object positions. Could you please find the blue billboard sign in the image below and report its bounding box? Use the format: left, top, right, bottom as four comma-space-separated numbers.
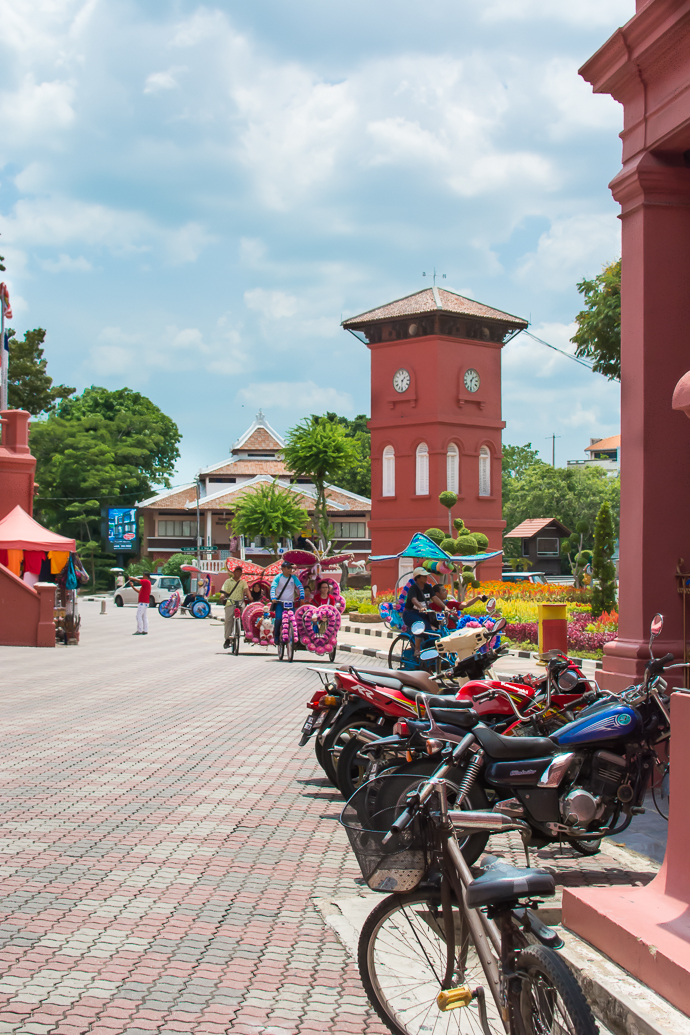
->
108, 507, 138, 551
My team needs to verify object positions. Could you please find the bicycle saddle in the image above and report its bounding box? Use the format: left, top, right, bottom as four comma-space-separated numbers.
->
472, 726, 557, 760
466, 855, 555, 909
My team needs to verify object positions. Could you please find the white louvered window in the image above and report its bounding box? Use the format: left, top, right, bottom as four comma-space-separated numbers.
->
478, 446, 491, 497
446, 443, 459, 494
416, 442, 429, 496
382, 445, 395, 497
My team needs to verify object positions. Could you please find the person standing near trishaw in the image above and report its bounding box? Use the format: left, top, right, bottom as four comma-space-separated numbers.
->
221, 565, 251, 649
270, 561, 304, 644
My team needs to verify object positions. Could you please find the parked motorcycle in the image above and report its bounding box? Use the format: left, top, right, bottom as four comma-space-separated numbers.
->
373, 613, 682, 863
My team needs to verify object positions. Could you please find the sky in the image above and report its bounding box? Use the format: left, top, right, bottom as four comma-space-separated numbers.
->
0, 0, 632, 484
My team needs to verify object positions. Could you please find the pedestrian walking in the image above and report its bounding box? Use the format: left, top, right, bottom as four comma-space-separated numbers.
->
220, 565, 251, 649
132, 574, 152, 635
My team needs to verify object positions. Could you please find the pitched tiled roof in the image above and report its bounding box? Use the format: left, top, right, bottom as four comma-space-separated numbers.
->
343, 287, 527, 328
206, 460, 289, 477
504, 518, 571, 539
584, 435, 620, 453
236, 427, 282, 452
137, 484, 197, 510
182, 477, 365, 513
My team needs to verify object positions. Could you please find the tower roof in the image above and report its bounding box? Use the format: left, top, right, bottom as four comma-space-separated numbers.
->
342, 287, 527, 330
231, 409, 284, 453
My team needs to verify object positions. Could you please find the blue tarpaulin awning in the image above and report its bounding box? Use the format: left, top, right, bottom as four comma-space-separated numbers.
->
369, 532, 502, 565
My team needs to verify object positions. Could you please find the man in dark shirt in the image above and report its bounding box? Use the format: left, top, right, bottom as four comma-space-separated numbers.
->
403, 567, 438, 655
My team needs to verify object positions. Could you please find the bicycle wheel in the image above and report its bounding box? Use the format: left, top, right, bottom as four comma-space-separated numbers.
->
516, 945, 598, 1035
389, 635, 416, 670
359, 891, 503, 1035
286, 639, 295, 662
232, 626, 240, 655
277, 641, 285, 661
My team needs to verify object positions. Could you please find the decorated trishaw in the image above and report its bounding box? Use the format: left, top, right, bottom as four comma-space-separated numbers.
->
239, 547, 350, 662
370, 532, 503, 671
158, 565, 213, 619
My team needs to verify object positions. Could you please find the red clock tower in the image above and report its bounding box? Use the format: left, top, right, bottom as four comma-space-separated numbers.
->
343, 287, 527, 591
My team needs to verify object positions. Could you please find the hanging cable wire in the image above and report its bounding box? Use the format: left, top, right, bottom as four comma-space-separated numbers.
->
516, 329, 600, 373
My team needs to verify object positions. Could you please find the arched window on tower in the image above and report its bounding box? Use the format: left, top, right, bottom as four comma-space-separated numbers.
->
416, 442, 429, 496
382, 445, 395, 497
478, 446, 491, 497
446, 443, 459, 494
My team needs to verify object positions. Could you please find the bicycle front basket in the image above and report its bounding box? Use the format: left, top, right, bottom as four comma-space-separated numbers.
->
340, 775, 434, 893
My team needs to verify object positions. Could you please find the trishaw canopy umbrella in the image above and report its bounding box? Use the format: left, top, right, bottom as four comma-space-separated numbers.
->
368, 531, 502, 565
0, 505, 76, 552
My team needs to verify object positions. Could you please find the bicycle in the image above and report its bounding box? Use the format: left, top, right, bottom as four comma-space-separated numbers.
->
277, 601, 298, 663
341, 773, 598, 1035
227, 605, 242, 655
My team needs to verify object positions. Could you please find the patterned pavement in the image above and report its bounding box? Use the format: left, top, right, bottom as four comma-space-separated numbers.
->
0, 601, 389, 1035
0, 600, 660, 1035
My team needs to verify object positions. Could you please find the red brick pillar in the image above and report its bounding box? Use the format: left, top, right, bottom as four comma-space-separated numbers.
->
601, 154, 690, 690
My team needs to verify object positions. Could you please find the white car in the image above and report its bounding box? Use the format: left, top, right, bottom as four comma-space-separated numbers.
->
114, 575, 184, 608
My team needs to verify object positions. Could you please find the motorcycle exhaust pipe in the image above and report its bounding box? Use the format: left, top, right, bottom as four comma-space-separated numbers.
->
448, 811, 531, 837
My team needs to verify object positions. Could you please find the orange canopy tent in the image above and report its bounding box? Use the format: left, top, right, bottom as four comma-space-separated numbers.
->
0, 506, 76, 552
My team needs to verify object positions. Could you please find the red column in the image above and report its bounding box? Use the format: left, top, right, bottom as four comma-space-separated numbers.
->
602, 154, 690, 691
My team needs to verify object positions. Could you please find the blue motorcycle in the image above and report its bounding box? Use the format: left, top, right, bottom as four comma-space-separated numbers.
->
378, 612, 682, 862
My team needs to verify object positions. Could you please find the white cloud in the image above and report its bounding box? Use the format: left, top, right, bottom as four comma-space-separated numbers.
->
0, 76, 75, 144
41, 253, 92, 272
144, 68, 185, 94
481, 0, 633, 25
514, 215, 621, 291
238, 380, 354, 413
1, 197, 212, 266
244, 289, 300, 320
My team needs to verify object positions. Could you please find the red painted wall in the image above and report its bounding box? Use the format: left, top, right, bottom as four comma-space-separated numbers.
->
0, 565, 55, 647
368, 332, 504, 591
580, 0, 690, 690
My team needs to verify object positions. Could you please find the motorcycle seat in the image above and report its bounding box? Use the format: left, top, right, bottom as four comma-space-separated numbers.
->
408, 709, 478, 731
342, 666, 444, 697
466, 856, 555, 909
473, 725, 557, 760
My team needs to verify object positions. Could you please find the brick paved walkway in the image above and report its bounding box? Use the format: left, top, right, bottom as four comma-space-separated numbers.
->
0, 602, 389, 1035
0, 601, 659, 1035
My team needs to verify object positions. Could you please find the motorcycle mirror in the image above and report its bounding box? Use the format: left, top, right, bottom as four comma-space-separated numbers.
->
557, 669, 579, 691
420, 648, 439, 661
490, 617, 507, 633
486, 596, 496, 613
649, 613, 663, 657
410, 620, 426, 636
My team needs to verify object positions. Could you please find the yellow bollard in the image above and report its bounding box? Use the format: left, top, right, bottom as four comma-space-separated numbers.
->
537, 602, 567, 654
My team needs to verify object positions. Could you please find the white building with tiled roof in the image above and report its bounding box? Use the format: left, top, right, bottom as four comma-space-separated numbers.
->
137, 411, 371, 564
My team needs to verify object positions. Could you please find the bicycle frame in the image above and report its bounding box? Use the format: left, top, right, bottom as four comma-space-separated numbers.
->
404, 776, 536, 1032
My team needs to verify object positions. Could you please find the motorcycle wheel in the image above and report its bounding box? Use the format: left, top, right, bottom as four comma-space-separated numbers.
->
373, 759, 491, 866
320, 712, 370, 788
569, 837, 602, 856
286, 640, 295, 663
336, 721, 391, 800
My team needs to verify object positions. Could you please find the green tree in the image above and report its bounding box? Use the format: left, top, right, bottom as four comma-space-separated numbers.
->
503, 465, 620, 555
563, 521, 592, 589
439, 491, 458, 534
31, 386, 181, 537
7, 328, 75, 414
162, 552, 192, 591
283, 415, 358, 546
231, 480, 308, 560
591, 501, 617, 616
320, 412, 371, 497
571, 259, 621, 381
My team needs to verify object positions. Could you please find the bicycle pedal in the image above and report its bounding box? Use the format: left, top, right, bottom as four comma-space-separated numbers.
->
436, 986, 473, 1011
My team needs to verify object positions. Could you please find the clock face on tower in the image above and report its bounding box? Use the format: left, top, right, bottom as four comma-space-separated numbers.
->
464, 368, 480, 393
393, 368, 411, 393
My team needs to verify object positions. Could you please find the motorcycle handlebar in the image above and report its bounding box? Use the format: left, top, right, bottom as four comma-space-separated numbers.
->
647, 652, 674, 677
